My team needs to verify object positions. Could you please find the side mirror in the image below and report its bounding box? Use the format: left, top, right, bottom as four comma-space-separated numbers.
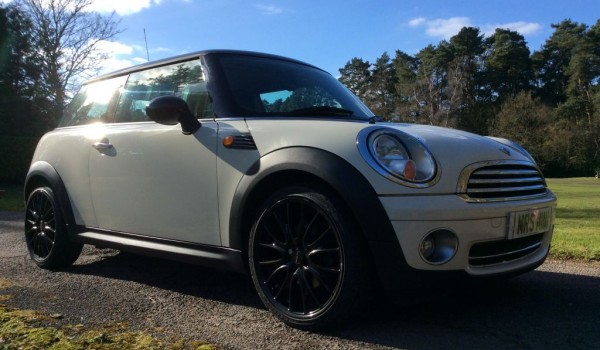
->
145, 95, 201, 135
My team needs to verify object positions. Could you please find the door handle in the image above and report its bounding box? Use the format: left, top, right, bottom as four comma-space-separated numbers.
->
92, 140, 113, 150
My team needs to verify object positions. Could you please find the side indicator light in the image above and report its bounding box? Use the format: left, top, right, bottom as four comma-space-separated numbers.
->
223, 135, 235, 148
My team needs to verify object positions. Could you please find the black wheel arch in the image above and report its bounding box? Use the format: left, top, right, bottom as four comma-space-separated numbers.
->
229, 147, 410, 289
25, 161, 77, 236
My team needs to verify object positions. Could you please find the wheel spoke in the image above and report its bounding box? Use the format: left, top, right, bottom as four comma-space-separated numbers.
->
258, 242, 285, 254
258, 257, 284, 266
263, 225, 285, 247
287, 268, 300, 310
301, 211, 320, 246
273, 266, 293, 300
272, 210, 293, 246
305, 266, 334, 294
40, 232, 55, 245
306, 227, 332, 251
264, 263, 289, 284
299, 268, 323, 309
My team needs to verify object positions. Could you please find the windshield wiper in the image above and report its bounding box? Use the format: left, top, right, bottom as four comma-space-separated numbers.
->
284, 106, 355, 117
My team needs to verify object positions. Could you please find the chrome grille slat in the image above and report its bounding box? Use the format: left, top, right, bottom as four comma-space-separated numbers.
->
469, 233, 545, 267
473, 169, 539, 176
468, 176, 543, 184
458, 161, 548, 202
468, 242, 542, 261
467, 184, 547, 193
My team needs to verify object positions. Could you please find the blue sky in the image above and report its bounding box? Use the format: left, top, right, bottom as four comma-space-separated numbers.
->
4, 0, 600, 76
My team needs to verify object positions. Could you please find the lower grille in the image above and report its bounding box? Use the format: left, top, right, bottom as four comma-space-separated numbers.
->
469, 233, 545, 267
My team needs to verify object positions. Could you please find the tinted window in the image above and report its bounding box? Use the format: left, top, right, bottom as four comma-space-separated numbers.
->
115, 59, 212, 123
60, 76, 127, 127
215, 55, 372, 119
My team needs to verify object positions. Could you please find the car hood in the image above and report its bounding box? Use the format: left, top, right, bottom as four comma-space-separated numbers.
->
246, 119, 537, 195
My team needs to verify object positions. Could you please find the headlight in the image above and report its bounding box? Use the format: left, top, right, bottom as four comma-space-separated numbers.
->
358, 127, 439, 187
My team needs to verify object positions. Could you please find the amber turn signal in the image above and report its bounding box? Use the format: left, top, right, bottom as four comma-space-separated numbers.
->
404, 159, 417, 180
223, 135, 235, 147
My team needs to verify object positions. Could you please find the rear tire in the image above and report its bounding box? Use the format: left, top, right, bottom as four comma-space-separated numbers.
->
249, 186, 372, 330
25, 187, 83, 269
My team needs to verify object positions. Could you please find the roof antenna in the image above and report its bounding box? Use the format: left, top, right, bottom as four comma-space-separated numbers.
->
144, 28, 150, 61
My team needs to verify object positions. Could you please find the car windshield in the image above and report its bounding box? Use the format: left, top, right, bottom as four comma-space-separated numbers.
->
211, 54, 373, 119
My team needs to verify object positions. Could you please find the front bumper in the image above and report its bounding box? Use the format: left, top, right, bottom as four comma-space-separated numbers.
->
379, 191, 556, 276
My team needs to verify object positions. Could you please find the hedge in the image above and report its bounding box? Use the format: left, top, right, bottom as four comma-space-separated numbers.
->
0, 135, 40, 184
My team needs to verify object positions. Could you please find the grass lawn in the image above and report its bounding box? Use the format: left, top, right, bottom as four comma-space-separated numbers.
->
2, 179, 599, 261
0, 183, 24, 212
0, 278, 214, 350
546, 178, 600, 261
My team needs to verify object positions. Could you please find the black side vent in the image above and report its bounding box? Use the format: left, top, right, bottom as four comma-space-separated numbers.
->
227, 134, 257, 150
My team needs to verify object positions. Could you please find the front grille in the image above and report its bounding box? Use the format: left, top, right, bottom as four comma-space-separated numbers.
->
458, 161, 548, 202
469, 233, 544, 267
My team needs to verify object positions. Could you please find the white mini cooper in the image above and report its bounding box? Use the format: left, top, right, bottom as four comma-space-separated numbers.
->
25, 50, 556, 329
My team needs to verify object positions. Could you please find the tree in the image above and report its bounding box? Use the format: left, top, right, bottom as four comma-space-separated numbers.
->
369, 52, 397, 119
0, 2, 46, 135
15, 0, 121, 125
532, 20, 587, 106
393, 50, 419, 122
447, 27, 486, 131
338, 57, 371, 102
489, 92, 552, 168
414, 43, 453, 126
485, 28, 532, 99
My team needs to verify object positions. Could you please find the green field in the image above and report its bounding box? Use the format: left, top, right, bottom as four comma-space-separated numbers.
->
0, 184, 24, 212
546, 178, 600, 261
1, 179, 599, 261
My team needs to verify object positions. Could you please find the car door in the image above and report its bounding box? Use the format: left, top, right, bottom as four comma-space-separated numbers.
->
88, 59, 221, 246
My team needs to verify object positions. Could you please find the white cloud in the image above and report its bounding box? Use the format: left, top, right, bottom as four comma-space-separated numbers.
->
94, 40, 148, 73
409, 16, 472, 39
97, 40, 135, 56
408, 17, 426, 27
254, 4, 284, 15
482, 21, 542, 36
88, 0, 163, 16
408, 16, 541, 40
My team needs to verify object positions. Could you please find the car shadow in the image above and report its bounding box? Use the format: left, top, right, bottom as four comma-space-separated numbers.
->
63, 247, 599, 349
324, 268, 600, 349
67, 247, 263, 309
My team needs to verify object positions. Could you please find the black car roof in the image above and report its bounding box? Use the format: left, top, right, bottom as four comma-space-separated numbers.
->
84, 50, 322, 85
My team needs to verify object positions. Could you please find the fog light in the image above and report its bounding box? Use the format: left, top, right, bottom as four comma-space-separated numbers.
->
419, 229, 458, 265
420, 236, 435, 259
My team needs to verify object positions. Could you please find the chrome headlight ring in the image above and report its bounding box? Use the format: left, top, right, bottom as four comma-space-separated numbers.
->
357, 127, 440, 188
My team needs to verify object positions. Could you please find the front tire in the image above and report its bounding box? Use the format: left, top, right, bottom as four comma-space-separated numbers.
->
25, 187, 83, 269
249, 186, 371, 330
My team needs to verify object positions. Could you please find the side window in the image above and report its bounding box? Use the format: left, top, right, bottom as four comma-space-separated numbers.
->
115, 59, 212, 123
60, 76, 126, 127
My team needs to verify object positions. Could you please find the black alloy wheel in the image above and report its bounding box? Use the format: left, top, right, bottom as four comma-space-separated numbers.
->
25, 187, 82, 269
249, 187, 370, 329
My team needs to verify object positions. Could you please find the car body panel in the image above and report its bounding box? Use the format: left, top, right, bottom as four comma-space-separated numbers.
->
29, 127, 98, 227
87, 121, 220, 245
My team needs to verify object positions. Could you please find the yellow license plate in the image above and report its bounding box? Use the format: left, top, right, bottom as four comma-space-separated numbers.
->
508, 207, 553, 239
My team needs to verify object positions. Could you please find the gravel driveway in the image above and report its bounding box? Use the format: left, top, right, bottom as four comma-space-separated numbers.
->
1, 210, 599, 349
